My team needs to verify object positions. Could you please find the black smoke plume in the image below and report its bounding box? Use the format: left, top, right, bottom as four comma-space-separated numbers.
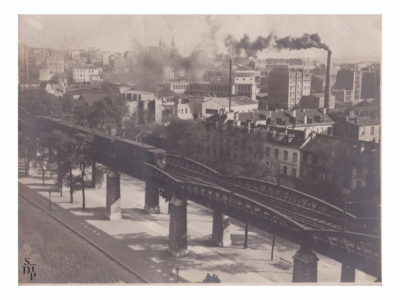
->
224, 33, 330, 58
275, 33, 330, 51
224, 33, 274, 58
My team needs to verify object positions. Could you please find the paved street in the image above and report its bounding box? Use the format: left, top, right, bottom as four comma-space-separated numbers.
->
18, 161, 375, 284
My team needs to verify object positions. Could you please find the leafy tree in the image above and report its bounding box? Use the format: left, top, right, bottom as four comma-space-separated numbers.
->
86, 96, 127, 136
165, 119, 206, 157
19, 89, 62, 116
49, 130, 93, 207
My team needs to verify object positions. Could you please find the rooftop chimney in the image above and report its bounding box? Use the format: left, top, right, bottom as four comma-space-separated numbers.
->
324, 50, 332, 109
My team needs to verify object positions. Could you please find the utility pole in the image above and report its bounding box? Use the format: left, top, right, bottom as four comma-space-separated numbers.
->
244, 223, 249, 249
229, 58, 232, 112
270, 233, 276, 261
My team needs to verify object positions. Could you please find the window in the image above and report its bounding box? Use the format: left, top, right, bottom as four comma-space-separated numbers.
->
291, 168, 297, 177
370, 126, 375, 135
265, 147, 271, 157
293, 152, 298, 163
283, 165, 287, 175
274, 149, 279, 159
205, 109, 218, 115
360, 127, 365, 136
283, 150, 288, 161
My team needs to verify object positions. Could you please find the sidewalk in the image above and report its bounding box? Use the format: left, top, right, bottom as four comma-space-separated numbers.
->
18, 162, 375, 284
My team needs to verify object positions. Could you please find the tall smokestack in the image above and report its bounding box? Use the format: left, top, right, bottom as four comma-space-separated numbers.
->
324, 50, 332, 108
229, 58, 232, 112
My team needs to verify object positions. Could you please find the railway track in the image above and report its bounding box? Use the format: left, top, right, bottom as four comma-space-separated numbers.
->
166, 165, 340, 231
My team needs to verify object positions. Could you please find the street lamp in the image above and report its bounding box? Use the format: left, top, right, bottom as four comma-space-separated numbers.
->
175, 266, 180, 283
342, 197, 352, 232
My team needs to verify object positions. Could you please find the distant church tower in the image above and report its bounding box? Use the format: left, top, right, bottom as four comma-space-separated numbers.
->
171, 36, 175, 48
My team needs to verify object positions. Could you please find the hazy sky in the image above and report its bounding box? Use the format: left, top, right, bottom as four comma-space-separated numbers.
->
18, 15, 381, 60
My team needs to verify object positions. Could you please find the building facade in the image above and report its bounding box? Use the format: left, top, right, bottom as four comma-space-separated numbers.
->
73, 67, 103, 83
234, 69, 257, 100
268, 65, 312, 109
299, 134, 380, 206
202, 96, 258, 118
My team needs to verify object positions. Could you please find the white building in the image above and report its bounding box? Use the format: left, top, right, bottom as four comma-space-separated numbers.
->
45, 78, 68, 98
202, 96, 258, 119
167, 81, 189, 94
176, 96, 204, 120
73, 67, 103, 83
163, 66, 175, 81
234, 69, 258, 100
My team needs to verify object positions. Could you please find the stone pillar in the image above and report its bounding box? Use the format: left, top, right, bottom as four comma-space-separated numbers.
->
168, 195, 187, 255
212, 208, 232, 247
341, 264, 355, 282
292, 246, 319, 283
144, 180, 160, 213
105, 170, 121, 220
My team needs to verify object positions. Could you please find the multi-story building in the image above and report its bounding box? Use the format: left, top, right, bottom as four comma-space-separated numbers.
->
186, 81, 234, 97
175, 96, 204, 120
72, 67, 103, 83
361, 68, 380, 101
299, 134, 380, 205
268, 65, 312, 109
335, 67, 363, 103
191, 121, 306, 184
234, 68, 257, 100
335, 115, 380, 143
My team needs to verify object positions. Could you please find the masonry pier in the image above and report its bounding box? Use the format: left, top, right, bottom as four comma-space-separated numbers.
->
341, 264, 356, 282
105, 170, 121, 220
168, 194, 187, 255
144, 180, 160, 213
212, 207, 232, 247
292, 245, 319, 282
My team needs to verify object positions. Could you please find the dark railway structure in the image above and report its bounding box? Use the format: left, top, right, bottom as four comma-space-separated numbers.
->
18, 111, 381, 283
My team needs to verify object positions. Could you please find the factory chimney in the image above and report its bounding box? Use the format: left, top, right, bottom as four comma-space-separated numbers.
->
324, 50, 332, 109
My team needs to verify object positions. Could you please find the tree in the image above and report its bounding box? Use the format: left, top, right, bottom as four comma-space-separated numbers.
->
73, 133, 94, 209
19, 89, 62, 117
35, 132, 56, 185
86, 96, 127, 136
165, 119, 206, 157
49, 130, 93, 206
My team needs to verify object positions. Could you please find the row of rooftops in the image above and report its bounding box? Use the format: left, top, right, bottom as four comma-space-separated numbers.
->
207, 113, 380, 155
301, 133, 379, 160
206, 115, 307, 148
235, 108, 334, 127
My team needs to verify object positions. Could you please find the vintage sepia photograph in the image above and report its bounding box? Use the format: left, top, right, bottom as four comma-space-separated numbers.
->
17, 14, 381, 285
